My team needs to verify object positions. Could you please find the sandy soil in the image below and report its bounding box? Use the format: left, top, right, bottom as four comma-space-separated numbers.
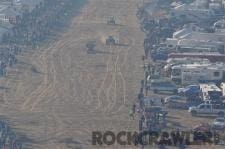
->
0, 0, 145, 148
0, 0, 221, 148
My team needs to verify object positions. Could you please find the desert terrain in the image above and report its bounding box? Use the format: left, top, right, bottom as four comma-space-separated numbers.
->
0, 0, 145, 148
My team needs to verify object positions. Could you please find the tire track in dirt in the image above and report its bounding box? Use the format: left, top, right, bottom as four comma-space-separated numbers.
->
50, 1, 142, 146
29, 40, 76, 111
40, 14, 121, 143
110, 37, 135, 115
102, 0, 137, 115
32, 29, 104, 143
95, 46, 119, 111
39, 9, 129, 147
104, 44, 122, 113
1, 0, 145, 148
45, 44, 92, 146
54, 23, 138, 149
22, 37, 84, 111
21, 27, 87, 109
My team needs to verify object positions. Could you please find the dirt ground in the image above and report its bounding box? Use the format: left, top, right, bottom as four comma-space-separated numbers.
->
0, 0, 145, 148
0, 0, 223, 149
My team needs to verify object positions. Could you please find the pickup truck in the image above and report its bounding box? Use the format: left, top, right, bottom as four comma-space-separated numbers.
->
148, 79, 177, 94
178, 85, 200, 96
189, 103, 225, 117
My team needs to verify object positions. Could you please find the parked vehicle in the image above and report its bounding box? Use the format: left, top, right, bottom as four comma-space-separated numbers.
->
165, 95, 188, 109
164, 57, 209, 72
193, 123, 211, 132
212, 117, 225, 130
171, 63, 225, 85
164, 95, 186, 103
192, 123, 212, 142
200, 83, 222, 102
204, 100, 224, 105
168, 52, 225, 63
164, 38, 225, 54
86, 41, 96, 54
151, 47, 170, 61
107, 16, 116, 25
148, 79, 178, 94
189, 103, 225, 116
142, 97, 162, 108
178, 85, 200, 96
106, 36, 116, 45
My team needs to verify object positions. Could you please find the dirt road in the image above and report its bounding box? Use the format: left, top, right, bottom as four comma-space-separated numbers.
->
0, 0, 145, 148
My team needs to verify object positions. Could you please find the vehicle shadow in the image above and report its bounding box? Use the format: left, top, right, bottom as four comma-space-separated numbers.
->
87, 50, 113, 55
58, 137, 83, 145
116, 43, 129, 47
166, 119, 186, 129
106, 23, 125, 27
192, 115, 215, 119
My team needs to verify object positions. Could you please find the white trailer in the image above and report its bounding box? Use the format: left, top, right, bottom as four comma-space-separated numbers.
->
171, 63, 225, 85
163, 38, 225, 53
200, 83, 222, 101
166, 57, 209, 65
164, 57, 209, 72
221, 83, 225, 96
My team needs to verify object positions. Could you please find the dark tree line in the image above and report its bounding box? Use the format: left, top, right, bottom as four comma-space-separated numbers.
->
0, 120, 22, 149
4, 0, 82, 47
0, 0, 85, 77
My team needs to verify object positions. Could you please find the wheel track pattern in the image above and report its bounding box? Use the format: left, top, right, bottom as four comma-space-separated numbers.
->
46, 0, 140, 147
46, 6, 136, 149
1, 0, 145, 148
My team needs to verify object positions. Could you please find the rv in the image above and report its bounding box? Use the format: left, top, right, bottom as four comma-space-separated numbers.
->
168, 52, 225, 63
200, 83, 222, 102
164, 39, 225, 54
171, 63, 225, 85
164, 57, 209, 72
152, 41, 224, 61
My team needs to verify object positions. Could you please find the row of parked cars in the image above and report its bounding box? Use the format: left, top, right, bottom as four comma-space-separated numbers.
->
147, 77, 199, 94
147, 76, 225, 114
147, 78, 225, 132
193, 117, 225, 132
